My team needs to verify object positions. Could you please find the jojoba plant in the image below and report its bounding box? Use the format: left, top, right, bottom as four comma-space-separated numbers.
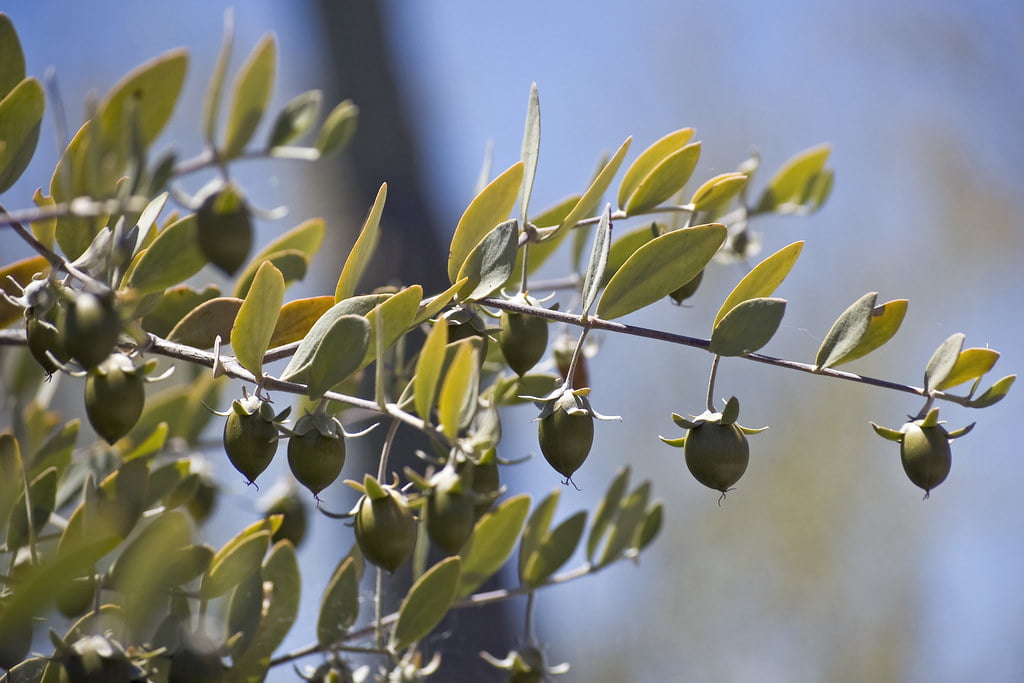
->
0, 11, 1015, 682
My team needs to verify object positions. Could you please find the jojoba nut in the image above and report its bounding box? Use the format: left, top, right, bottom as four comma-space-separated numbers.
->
684, 422, 749, 493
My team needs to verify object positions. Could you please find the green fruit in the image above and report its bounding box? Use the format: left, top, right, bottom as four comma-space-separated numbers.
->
468, 460, 500, 517
26, 313, 69, 374
222, 398, 280, 485
355, 487, 417, 572
84, 356, 145, 444
538, 395, 594, 481
196, 183, 253, 276
56, 573, 97, 618
264, 488, 309, 548
426, 469, 476, 554
900, 423, 952, 495
499, 297, 549, 376
62, 291, 120, 370
288, 430, 346, 496
0, 611, 32, 670
684, 422, 749, 492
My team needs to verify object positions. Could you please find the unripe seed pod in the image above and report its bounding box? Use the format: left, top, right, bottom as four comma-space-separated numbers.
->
355, 487, 417, 572
222, 398, 280, 485
900, 423, 952, 495
84, 356, 146, 444
426, 469, 476, 554
684, 422, 749, 492
62, 291, 120, 370
498, 296, 549, 376
56, 573, 98, 618
26, 314, 69, 374
288, 430, 346, 496
196, 183, 253, 276
538, 394, 594, 480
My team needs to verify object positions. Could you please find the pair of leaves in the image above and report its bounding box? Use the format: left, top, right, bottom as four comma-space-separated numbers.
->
586, 466, 661, 569
708, 241, 804, 356
814, 292, 908, 370
448, 163, 524, 289
618, 128, 702, 216
923, 333, 1014, 406
0, 15, 44, 193
267, 91, 359, 157
755, 144, 833, 215
518, 489, 587, 589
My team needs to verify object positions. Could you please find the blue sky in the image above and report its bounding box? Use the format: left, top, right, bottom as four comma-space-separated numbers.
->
4, 2, 1024, 680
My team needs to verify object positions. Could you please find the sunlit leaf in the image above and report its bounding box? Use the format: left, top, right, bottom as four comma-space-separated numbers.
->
518, 83, 541, 225
455, 219, 518, 300
969, 374, 1015, 408
714, 241, 803, 328
834, 298, 908, 366
232, 249, 308, 299
437, 340, 478, 440
755, 144, 831, 214
125, 214, 205, 293
598, 223, 726, 320
579, 204, 612, 317
0, 76, 44, 193
624, 141, 701, 216
336, 183, 386, 300
557, 137, 631, 238
414, 320, 448, 420
709, 297, 787, 356
814, 292, 877, 371
202, 530, 271, 599
458, 494, 531, 597
924, 333, 964, 393
167, 296, 243, 349
690, 172, 747, 216
448, 162, 523, 283
617, 128, 694, 209
279, 314, 370, 398
267, 89, 322, 147
268, 295, 334, 347
937, 348, 1000, 391
231, 261, 285, 377
223, 34, 276, 158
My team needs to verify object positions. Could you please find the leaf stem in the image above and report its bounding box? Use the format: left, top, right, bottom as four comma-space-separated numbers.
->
705, 354, 721, 413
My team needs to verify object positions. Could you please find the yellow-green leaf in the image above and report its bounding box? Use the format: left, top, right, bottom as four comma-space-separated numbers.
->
336, 183, 386, 300
814, 292, 878, 371
0, 14, 26, 99
924, 333, 964, 393
232, 249, 308, 299
448, 162, 523, 283
755, 144, 831, 213
231, 261, 285, 376
826, 297, 908, 368
268, 295, 334, 347
0, 76, 44, 193
167, 296, 242, 349
280, 314, 370, 398
389, 556, 461, 652
203, 9, 234, 146
556, 137, 631, 238
0, 433, 24, 535
315, 99, 358, 157
691, 172, 747, 216
414, 319, 448, 421
937, 347, 1000, 391
242, 217, 325, 290
223, 34, 276, 159
455, 218, 519, 300
714, 241, 803, 328
598, 223, 726, 320
267, 89, 322, 148
437, 340, 478, 440
521, 510, 586, 589
362, 285, 422, 367
125, 214, 206, 293
624, 141, 701, 216
412, 277, 467, 327
31, 188, 56, 249
617, 128, 694, 208
457, 494, 531, 597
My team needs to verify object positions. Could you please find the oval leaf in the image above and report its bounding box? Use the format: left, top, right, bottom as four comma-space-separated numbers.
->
709, 297, 787, 356
756, 144, 831, 214
518, 490, 559, 582
280, 314, 370, 398
624, 141, 701, 216
126, 215, 206, 293
814, 292, 877, 371
521, 511, 586, 589
318, 556, 360, 646
336, 183, 386, 301
456, 219, 519, 300
691, 172, 748, 216
557, 137, 632, 237
448, 162, 524, 283
938, 347, 999, 391
231, 261, 285, 376
315, 99, 358, 157
596, 482, 650, 569
970, 374, 1016, 408
223, 34, 276, 158
518, 83, 541, 224
598, 223, 726, 320
924, 333, 965, 393
167, 296, 243, 349
617, 128, 694, 208
586, 466, 631, 563
202, 530, 271, 600
414, 319, 449, 420
714, 241, 803, 328
0, 76, 44, 193
268, 295, 335, 347
363, 286, 421, 366
458, 494, 531, 597
389, 556, 461, 652
598, 223, 658, 289
232, 249, 309, 299
267, 89, 322, 147
834, 298, 908, 366
437, 340, 479, 440
0, 15, 26, 99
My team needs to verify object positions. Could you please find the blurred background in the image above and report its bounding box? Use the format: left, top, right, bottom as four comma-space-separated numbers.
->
4, 1, 1024, 680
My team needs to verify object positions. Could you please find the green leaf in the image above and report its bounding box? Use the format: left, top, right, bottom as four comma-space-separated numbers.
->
96, 49, 188, 161
814, 292, 878, 371
204, 9, 234, 146
714, 241, 803, 328
414, 320, 449, 420
267, 90, 322, 147
755, 144, 831, 214
231, 261, 285, 377
202, 530, 271, 600
223, 34, 276, 158
167, 296, 243, 349
579, 204, 613, 317
458, 494, 531, 597
229, 542, 301, 683
624, 141, 701, 216
598, 223, 727, 320
412, 277, 467, 327
0, 77, 44, 193
315, 99, 358, 157
596, 482, 650, 569
232, 249, 308, 300
557, 137, 632, 238
264, 296, 332, 348
7, 467, 56, 550
969, 374, 1015, 408
437, 340, 479, 440
709, 297, 787, 356
924, 333, 965, 393
389, 556, 461, 652
586, 466, 631, 563
518, 83, 541, 225
318, 556, 360, 646
336, 183, 386, 300
633, 501, 663, 552
617, 129, 694, 208
521, 511, 586, 589
598, 223, 658, 289
362, 285, 422, 367
0, 14, 26, 100
456, 219, 519, 300
125, 215, 206, 293
518, 490, 559, 582
279, 314, 370, 398
236, 218, 325, 298
833, 298, 908, 367
448, 162, 524, 283
691, 172, 748, 215
27, 419, 78, 482
0, 434, 24, 531
937, 348, 1000, 391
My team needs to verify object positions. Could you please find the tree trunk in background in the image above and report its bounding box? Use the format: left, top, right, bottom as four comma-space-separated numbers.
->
310, 3, 513, 680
